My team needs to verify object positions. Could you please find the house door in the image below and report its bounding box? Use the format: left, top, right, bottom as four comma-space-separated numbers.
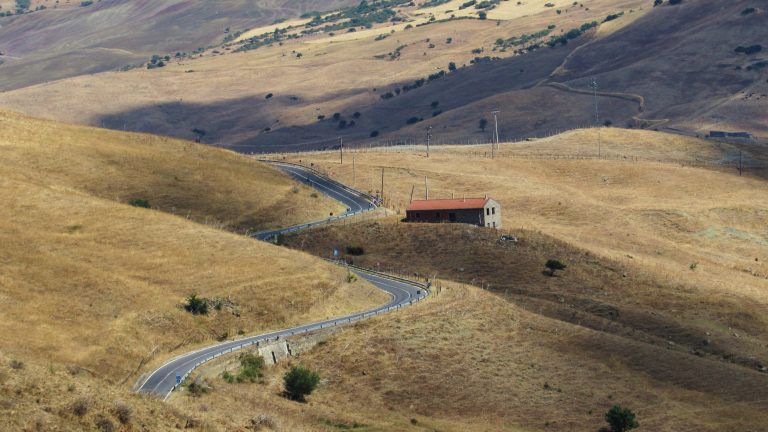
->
449, 213, 457, 222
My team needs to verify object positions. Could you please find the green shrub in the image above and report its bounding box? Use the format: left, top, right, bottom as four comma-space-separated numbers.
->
184, 294, 209, 315
236, 353, 265, 382
283, 365, 320, 401
545, 259, 566, 276
605, 405, 639, 432
346, 246, 365, 255
128, 198, 150, 208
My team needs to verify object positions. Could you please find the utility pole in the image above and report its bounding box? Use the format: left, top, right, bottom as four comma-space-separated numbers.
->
591, 78, 601, 157
352, 153, 356, 186
410, 185, 415, 203
739, 150, 743, 176
339, 136, 343, 164
380, 168, 385, 206
425, 176, 429, 200
426, 126, 432, 158
491, 109, 500, 153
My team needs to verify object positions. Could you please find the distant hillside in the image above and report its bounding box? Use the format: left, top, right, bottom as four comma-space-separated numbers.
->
0, 0, 765, 150
0, 0, 357, 91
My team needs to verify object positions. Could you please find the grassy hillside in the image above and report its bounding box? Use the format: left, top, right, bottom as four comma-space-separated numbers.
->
1, 0, 764, 150
0, 110, 388, 429
0, 0, 358, 91
163, 280, 768, 431
0, 109, 342, 231
0, 0, 650, 149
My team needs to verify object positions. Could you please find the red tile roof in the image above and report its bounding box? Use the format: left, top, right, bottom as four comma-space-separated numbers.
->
406, 198, 490, 211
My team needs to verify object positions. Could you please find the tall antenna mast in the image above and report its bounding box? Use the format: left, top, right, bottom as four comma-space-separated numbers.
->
591, 78, 601, 157
491, 109, 500, 157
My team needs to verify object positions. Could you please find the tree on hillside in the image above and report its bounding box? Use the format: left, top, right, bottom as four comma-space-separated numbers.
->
184, 294, 209, 315
605, 405, 639, 432
448, 62, 457, 72
479, 118, 488, 131
545, 259, 566, 276
283, 365, 320, 401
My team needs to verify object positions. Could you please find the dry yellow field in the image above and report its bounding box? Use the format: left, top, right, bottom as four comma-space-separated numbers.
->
279, 129, 768, 304
0, 110, 390, 430
0, 109, 342, 232
164, 281, 768, 431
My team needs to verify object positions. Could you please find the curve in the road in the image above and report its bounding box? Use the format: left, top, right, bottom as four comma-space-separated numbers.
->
252, 161, 378, 241
136, 163, 426, 400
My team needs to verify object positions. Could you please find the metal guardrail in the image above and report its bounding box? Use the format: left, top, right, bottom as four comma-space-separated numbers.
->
260, 160, 379, 204
250, 160, 380, 241
164, 264, 429, 398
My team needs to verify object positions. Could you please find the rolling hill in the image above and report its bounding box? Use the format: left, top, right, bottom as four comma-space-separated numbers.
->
0, 109, 388, 430
0, 0, 765, 152
0, 0, 357, 91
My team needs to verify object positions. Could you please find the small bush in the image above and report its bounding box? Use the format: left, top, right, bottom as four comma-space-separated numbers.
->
128, 198, 150, 209
735, 45, 762, 55
370, 130, 380, 138
112, 402, 132, 425
184, 294, 209, 315
283, 365, 320, 401
237, 353, 265, 383
95, 416, 115, 432
345, 246, 365, 256
406, 116, 422, 125
9, 359, 24, 370
71, 398, 90, 417
605, 405, 639, 432
250, 414, 278, 430
545, 259, 567, 276
187, 380, 211, 397
265, 93, 273, 99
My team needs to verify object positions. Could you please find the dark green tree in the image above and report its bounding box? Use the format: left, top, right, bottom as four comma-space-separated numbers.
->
545, 259, 566, 276
184, 294, 209, 315
283, 365, 320, 401
605, 405, 639, 432
479, 118, 488, 131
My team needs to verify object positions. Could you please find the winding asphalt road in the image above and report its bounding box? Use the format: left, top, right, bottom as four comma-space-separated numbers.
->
252, 162, 377, 241
136, 162, 426, 399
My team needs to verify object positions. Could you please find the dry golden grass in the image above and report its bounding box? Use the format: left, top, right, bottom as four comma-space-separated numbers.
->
280, 129, 768, 305
0, 111, 389, 398
0, 0, 647, 145
0, 351, 188, 431
163, 282, 768, 431
296, 283, 768, 432
0, 170, 387, 384
0, 109, 342, 232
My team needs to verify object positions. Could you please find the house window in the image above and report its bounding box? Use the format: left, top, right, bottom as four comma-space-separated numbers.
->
486, 208, 490, 216
492, 207, 496, 215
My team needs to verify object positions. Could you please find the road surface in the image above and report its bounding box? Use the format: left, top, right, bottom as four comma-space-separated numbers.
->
252, 161, 377, 241
136, 162, 426, 399
137, 270, 427, 399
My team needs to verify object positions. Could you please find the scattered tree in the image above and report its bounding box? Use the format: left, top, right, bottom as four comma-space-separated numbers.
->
184, 294, 209, 315
448, 62, 457, 71
283, 365, 321, 401
545, 259, 566, 276
479, 118, 488, 131
605, 405, 639, 432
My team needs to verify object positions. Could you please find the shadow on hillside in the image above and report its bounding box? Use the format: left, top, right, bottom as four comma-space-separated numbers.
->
96, 37, 641, 153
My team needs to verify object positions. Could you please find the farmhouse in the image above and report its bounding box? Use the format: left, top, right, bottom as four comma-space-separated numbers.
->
406, 197, 502, 228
